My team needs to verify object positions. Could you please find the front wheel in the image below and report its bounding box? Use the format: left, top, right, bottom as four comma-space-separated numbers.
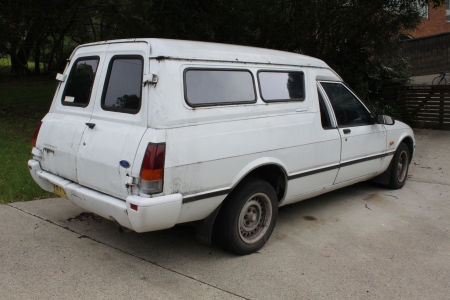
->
216, 177, 278, 255
388, 143, 410, 189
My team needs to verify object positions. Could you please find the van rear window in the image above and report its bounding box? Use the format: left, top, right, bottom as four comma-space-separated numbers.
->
62, 57, 99, 107
101, 56, 143, 114
184, 69, 256, 107
258, 71, 305, 102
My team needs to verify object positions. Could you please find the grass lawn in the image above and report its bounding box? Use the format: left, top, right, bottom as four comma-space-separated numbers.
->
0, 77, 57, 203
0, 56, 47, 75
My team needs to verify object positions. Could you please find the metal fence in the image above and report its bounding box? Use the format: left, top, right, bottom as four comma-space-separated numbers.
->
403, 33, 450, 76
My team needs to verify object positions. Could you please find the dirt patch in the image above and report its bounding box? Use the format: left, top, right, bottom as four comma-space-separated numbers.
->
67, 212, 103, 223
363, 193, 386, 202
303, 216, 317, 221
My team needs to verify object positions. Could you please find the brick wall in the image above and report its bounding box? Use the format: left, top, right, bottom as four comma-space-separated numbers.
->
409, 5, 450, 38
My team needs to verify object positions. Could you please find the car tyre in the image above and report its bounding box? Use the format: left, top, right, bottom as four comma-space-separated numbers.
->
388, 143, 410, 189
216, 177, 278, 255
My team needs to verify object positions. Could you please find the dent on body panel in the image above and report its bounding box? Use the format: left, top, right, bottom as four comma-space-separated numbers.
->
165, 112, 316, 168
164, 150, 262, 197
231, 157, 288, 188
148, 60, 183, 128
147, 83, 169, 127
177, 195, 224, 223
165, 163, 208, 196
69, 120, 88, 153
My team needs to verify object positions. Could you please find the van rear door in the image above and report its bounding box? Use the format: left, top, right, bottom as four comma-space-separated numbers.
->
37, 45, 108, 182
76, 43, 149, 200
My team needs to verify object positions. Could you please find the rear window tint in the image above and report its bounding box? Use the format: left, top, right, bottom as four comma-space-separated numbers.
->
184, 69, 256, 107
101, 56, 143, 114
62, 57, 99, 107
258, 71, 305, 102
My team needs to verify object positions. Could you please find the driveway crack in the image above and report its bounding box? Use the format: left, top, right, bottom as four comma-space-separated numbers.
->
7, 203, 249, 300
408, 178, 450, 186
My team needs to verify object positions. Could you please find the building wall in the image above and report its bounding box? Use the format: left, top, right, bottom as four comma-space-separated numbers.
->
403, 33, 450, 76
409, 4, 450, 38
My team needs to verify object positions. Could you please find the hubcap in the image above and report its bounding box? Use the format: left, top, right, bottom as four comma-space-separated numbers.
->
397, 150, 409, 183
238, 193, 272, 244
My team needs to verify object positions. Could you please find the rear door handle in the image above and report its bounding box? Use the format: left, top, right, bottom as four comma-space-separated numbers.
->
343, 129, 351, 134
86, 123, 96, 129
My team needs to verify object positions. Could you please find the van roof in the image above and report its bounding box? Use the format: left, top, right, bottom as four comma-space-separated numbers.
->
72, 38, 330, 69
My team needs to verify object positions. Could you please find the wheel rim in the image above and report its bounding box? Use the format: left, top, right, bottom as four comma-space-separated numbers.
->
238, 193, 272, 244
397, 150, 409, 183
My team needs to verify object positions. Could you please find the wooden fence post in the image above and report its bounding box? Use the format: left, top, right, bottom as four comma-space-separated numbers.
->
439, 89, 444, 129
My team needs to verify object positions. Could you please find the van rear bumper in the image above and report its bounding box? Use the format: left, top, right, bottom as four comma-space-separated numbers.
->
28, 159, 182, 233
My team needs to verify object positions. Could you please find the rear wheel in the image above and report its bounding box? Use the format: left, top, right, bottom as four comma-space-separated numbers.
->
432, 73, 449, 85
388, 143, 410, 189
216, 178, 278, 255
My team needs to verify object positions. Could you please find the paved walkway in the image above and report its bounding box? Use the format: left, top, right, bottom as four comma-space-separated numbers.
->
1, 129, 449, 299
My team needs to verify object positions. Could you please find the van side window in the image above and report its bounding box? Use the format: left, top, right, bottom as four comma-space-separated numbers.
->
184, 69, 256, 107
62, 57, 99, 107
101, 56, 143, 114
320, 82, 372, 127
258, 71, 305, 102
318, 89, 334, 129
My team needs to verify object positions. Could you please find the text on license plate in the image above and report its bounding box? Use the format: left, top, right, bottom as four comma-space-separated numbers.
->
53, 184, 68, 199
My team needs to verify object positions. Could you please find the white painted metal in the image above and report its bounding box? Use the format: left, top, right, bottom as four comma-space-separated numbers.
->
76, 43, 149, 200
127, 194, 182, 232
37, 44, 108, 182
30, 39, 415, 235
72, 39, 332, 70
334, 124, 387, 184
317, 81, 388, 184
28, 159, 182, 232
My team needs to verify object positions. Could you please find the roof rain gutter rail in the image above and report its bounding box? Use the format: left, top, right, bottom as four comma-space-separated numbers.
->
149, 56, 332, 70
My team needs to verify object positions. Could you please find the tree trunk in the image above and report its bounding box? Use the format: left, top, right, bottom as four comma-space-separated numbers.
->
10, 32, 35, 75
34, 46, 41, 75
10, 46, 30, 75
47, 19, 76, 72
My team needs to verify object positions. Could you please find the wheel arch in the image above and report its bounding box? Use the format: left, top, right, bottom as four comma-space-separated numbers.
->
196, 160, 288, 246
229, 158, 289, 203
399, 135, 414, 163
372, 134, 414, 186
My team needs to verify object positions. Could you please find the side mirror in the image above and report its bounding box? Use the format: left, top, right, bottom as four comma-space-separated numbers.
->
376, 114, 395, 125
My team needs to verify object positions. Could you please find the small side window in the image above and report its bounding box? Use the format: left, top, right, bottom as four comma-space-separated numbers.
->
101, 56, 143, 114
318, 89, 334, 129
184, 69, 256, 107
320, 82, 372, 127
258, 71, 305, 102
62, 57, 99, 107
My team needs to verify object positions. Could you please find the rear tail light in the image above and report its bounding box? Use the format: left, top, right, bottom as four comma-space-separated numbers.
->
32, 122, 42, 148
140, 143, 165, 194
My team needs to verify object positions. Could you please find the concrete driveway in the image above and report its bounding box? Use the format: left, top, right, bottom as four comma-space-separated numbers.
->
1, 129, 449, 299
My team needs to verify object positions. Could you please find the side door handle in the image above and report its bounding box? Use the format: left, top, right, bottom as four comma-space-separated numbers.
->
343, 129, 351, 134
86, 123, 96, 129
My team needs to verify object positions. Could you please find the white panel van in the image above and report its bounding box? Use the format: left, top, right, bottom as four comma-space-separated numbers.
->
29, 39, 415, 254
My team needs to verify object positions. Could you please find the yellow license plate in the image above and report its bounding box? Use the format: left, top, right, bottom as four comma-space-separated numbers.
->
53, 184, 68, 199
